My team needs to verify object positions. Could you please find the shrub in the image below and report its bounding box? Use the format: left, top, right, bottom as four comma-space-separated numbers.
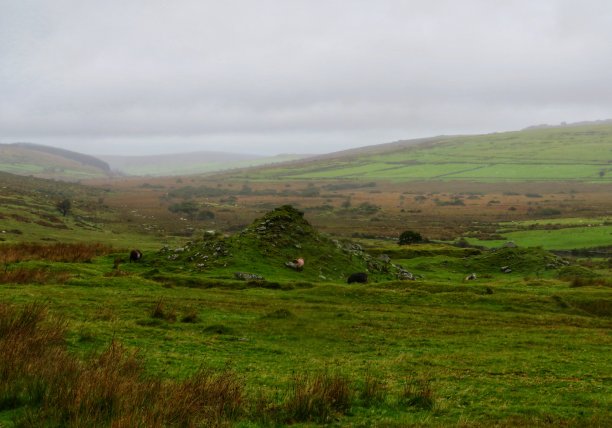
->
168, 201, 199, 217
56, 198, 71, 216
356, 202, 380, 214
398, 230, 424, 245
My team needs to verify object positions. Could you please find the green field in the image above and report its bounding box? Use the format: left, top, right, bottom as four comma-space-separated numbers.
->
465, 223, 612, 251
1, 201, 611, 426
0, 165, 611, 426
1, 249, 610, 427
243, 123, 612, 182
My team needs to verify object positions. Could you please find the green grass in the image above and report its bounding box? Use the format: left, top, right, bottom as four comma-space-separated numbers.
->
466, 225, 612, 250
242, 123, 612, 182
500, 217, 611, 227
1, 231, 610, 426
1, 185, 611, 425
0, 258, 610, 426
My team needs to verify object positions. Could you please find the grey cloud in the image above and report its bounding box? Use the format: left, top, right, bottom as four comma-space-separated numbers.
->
1, 0, 612, 155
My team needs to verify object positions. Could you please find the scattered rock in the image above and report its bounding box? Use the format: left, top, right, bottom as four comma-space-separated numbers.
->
396, 270, 415, 280
378, 254, 391, 264
234, 272, 264, 281
465, 273, 478, 281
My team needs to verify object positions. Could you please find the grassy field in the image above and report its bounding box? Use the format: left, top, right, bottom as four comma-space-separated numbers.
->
0, 242, 610, 426
238, 123, 612, 182
465, 225, 612, 251
1, 202, 611, 426
0, 168, 611, 426
0, 145, 110, 181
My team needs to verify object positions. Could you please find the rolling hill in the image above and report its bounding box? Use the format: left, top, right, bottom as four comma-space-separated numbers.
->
231, 121, 612, 182
0, 143, 112, 181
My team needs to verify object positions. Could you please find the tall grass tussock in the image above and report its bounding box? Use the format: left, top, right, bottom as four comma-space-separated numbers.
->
0, 302, 417, 426
0, 302, 244, 427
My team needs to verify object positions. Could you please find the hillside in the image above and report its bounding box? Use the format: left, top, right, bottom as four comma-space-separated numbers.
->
98, 152, 313, 176
0, 171, 178, 249
0, 143, 111, 180
149, 205, 397, 283
231, 122, 612, 182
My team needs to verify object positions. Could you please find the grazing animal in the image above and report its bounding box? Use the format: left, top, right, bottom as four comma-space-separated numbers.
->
285, 258, 305, 272
129, 249, 142, 263
347, 272, 368, 284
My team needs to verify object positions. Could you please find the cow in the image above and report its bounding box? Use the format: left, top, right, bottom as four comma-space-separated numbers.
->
129, 249, 142, 263
347, 272, 368, 284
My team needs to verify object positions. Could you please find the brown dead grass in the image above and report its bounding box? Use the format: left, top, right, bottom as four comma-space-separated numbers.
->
0, 268, 71, 284
0, 242, 113, 263
0, 302, 245, 427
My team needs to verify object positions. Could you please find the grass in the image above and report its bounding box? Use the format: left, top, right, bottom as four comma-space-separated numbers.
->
240, 123, 612, 182
0, 254, 609, 426
465, 225, 612, 250
0, 165, 610, 425
0, 302, 247, 427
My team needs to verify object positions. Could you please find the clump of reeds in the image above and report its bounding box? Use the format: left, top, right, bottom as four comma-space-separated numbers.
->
151, 299, 176, 322
401, 375, 436, 410
284, 371, 352, 423
0, 302, 246, 427
358, 370, 387, 406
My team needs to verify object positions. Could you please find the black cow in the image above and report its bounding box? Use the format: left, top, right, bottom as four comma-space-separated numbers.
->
129, 249, 142, 263
347, 272, 368, 284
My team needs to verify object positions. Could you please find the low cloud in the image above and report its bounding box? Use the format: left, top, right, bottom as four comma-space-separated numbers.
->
1, 0, 611, 155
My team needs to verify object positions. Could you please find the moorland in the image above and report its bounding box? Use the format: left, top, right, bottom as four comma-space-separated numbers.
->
0, 122, 610, 427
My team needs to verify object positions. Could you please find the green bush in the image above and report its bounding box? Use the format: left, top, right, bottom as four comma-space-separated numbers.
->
398, 230, 424, 245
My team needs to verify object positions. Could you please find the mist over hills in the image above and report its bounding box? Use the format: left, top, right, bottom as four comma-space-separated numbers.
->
2, 119, 611, 181
0, 142, 314, 179
97, 151, 312, 176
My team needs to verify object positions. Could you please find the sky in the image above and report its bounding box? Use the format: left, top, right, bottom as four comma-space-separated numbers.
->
1, 0, 612, 156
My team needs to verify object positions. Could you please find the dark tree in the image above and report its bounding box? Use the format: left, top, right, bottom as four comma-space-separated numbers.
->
398, 230, 424, 245
56, 198, 71, 216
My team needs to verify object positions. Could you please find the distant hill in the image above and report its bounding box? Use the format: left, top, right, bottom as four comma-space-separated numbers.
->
98, 151, 313, 176
230, 122, 612, 182
0, 143, 112, 181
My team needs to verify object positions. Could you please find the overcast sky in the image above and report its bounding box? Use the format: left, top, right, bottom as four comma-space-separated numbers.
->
1, 0, 611, 156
